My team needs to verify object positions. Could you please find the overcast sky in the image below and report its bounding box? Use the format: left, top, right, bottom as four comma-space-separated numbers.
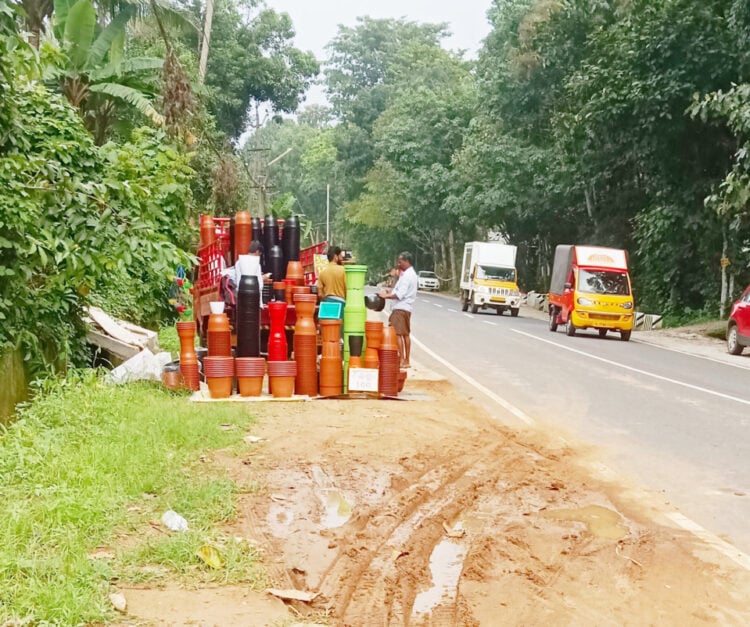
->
265, 0, 495, 106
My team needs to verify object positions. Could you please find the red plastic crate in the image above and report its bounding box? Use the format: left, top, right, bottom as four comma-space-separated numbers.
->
194, 216, 231, 290
300, 241, 327, 268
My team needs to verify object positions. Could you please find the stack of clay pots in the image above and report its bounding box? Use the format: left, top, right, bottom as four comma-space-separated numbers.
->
267, 360, 297, 398
378, 325, 400, 397
207, 310, 232, 358
293, 293, 318, 397
235, 357, 265, 396
286, 260, 304, 286
234, 211, 252, 263
204, 355, 235, 398
364, 320, 382, 369
319, 319, 343, 396
176, 320, 200, 390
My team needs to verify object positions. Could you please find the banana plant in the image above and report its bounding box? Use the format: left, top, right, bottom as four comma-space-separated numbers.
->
51, 0, 164, 142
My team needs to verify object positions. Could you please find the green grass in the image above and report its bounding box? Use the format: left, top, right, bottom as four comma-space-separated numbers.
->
0, 370, 263, 625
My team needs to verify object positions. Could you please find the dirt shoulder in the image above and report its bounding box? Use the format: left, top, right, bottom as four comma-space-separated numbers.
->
121, 366, 750, 625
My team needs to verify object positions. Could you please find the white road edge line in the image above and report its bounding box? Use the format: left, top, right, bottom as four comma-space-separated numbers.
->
463, 313, 473, 319
632, 337, 750, 371
447, 308, 457, 313
482, 320, 497, 326
411, 335, 535, 426
512, 329, 750, 407
666, 512, 750, 571
416, 329, 750, 572
433, 303, 443, 308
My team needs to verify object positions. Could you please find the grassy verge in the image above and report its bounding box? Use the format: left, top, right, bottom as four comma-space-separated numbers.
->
0, 369, 263, 624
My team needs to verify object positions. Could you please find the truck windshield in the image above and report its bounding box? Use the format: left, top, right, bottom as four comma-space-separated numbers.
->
477, 265, 515, 282
578, 269, 630, 295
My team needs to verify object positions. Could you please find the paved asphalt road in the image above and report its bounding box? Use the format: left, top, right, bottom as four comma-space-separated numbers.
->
406, 289, 750, 558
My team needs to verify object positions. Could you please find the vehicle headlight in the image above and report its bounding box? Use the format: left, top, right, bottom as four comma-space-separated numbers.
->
577, 297, 593, 306
620, 302, 633, 310
476, 285, 489, 293
510, 290, 520, 297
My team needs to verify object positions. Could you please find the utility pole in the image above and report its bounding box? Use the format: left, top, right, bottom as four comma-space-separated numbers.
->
198, 0, 214, 84
326, 184, 330, 243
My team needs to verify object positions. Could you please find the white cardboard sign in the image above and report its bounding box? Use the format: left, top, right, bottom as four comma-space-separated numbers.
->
347, 368, 379, 392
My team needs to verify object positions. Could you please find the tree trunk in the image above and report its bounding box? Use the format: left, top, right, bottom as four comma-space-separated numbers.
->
448, 229, 457, 292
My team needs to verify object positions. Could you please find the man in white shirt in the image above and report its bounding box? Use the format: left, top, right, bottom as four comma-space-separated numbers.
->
379, 251, 417, 368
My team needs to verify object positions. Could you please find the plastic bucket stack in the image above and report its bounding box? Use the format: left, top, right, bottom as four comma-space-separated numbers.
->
293, 293, 318, 397
343, 265, 367, 389
176, 320, 200, 391
236, 275, 261, 357
364, 320, 382, 369
319, 319, 343, 396
378, 325, 400, 397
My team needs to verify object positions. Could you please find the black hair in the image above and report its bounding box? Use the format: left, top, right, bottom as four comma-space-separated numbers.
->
327, 246, 342, 261
249, 240, 262, 254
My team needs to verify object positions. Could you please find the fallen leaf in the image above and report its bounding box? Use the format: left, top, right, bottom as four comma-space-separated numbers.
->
196, 544, 224, 569
220, 424, 236, 431
244, 435, 264, 443
270, 493, 288, 502
109, 592, 127, 612
266, 588, 319, 603
390, 549, 409, 561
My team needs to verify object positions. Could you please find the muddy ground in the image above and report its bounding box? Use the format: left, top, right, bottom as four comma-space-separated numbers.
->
118, 350, 750, 626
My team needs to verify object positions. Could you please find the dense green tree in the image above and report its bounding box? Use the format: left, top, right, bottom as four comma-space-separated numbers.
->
179, 0, 318, 137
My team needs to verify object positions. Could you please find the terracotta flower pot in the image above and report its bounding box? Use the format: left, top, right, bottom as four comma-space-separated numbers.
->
270, 375, 295, 398
207, 375, 233, 398
380, 325, 399, 351
238, 375, 264, 397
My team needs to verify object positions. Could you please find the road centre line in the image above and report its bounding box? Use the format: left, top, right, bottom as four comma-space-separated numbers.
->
433, 303, 443, 308
482, 320, 497, 326
512, 329, 750, 407
411, 335, 535, 426
463, 314, 473, 319
448, 308, 457, 313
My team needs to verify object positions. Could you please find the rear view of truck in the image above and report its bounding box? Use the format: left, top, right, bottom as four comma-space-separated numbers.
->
460, 242, 522, 316
548, 245, 634, 340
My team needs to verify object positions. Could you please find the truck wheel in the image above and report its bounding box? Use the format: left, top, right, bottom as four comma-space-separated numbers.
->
727, 324, 743, 355
470, 302, 479, 314
510, 308, 519, 318
620, 330, 631, 342
598, 329, 607, 338
495, 308, 503, 315
566, 317, 576, 337
461, 292, 469, 312
549, 308, 558, 332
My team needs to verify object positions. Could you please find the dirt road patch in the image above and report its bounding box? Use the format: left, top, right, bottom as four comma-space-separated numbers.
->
123, 376, 750, 625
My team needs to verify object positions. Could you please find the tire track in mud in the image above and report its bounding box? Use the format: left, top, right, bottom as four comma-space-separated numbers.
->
311, 441, 537, 625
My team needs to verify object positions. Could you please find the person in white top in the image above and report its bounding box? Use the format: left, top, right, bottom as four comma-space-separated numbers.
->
378, 251, 418, 368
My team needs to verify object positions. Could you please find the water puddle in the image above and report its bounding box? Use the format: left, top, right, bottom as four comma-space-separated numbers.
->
312, 465, 353, 529
541, 505, 628, 540
411, 522, 467, 618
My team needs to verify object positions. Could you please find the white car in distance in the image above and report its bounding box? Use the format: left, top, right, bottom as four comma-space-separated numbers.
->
418, 270, 440, 291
